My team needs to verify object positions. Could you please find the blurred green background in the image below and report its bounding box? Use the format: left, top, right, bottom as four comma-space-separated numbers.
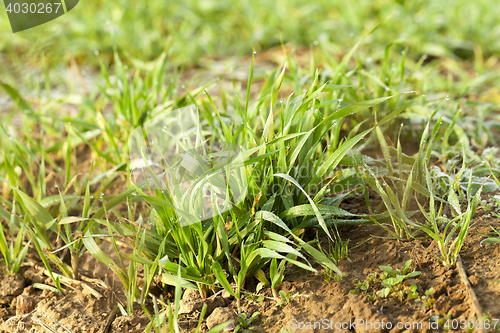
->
1, 0, 499, 82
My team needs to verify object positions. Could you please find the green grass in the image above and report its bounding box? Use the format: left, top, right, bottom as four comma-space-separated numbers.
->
1, 0, 500, 330
3, 0, 500, 92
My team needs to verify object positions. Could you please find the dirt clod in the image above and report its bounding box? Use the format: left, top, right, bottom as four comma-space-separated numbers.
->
16, 295, 35, 316
182, 289, 201, 302
179, 289, 203, 314
468, 274, 481, 286
220, 289, 233, 301
433, 295, 453, 314
1, 273, 25, 296
112, 314, 149, 333
206, 296, 226, 314
206, 307, 235, 330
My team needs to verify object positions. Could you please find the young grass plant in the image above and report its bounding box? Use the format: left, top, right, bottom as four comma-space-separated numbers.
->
481, 227, 500, 245
327, 225, 349, 264
235, 311, 261, 332
362, 100, 445, 240
418, 166, 483, 267
14, 188, 71, 291
269, 258, 285, 301
0, 200, 30, 274
12, 157, 102, 284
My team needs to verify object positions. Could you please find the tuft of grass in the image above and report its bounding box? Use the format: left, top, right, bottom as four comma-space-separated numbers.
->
0, 200, 30, 275
418, 166, 484, 267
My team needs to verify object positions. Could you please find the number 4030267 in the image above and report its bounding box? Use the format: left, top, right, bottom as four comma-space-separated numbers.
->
443, 318, 499, 330
6, 2, 62, 14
